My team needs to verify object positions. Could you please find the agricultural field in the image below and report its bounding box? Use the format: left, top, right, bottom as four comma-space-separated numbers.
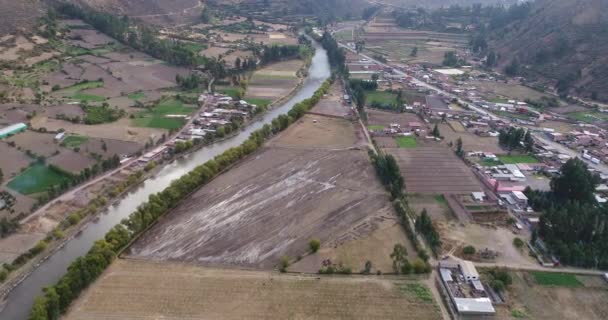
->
64, 259, 442, 320
6, 131, 64, 157
7, 164, 72, 195
469, 80, 558, 104
244, 59, 303, 102
497, 154, 539, 164
408, 194, 454, 221
566, 110, 608, 124
362, 18, 468, 65
494, 271, 608, 320
366, 90, 399, 105
439, 123, 502, 154
269, 115, 361, 149
47, 150, 96, 175
310, 81, 350, 118
128, 147, 392, 269
367, 109, 423, 128
386, 146, 483, 194
395, 136, 417, 148
132, 97, 196, 130
0, 141, 32, 180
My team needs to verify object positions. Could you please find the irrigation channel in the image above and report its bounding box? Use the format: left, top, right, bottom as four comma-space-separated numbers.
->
0, 39, 330, 320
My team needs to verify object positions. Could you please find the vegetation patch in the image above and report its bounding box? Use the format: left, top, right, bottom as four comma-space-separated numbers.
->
7, 164, 72, 195
567, 111, 608, 123
132, 98, 195, 130
60, 135, 89, 148
83, 104, 124, 124
245, 98, 272, 107
531, 271, 583, 287
368, 125, 385, 131
397, 283, 434, 303
132, 117, 184, 130
127, 91, 145, 100
498, 154, 539, 164
71, 92, 106, 102
366, 90, 399, 105
395, 136, 417, 148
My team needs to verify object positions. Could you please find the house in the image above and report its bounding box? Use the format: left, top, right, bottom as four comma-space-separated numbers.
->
54, 132, 65, 141
512, 191, 528, 207
460, 260, 479, 281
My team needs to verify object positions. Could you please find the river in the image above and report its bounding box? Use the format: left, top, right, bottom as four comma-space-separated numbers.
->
0, 40, 330, 320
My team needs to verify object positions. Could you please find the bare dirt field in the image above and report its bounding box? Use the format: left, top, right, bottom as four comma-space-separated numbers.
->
47, 150, 96, 174
367, 109, 424, 128
374, 136, 399, 148
128, 147, 392, 269
0, 103, 38, 125
65, 259, 442, 320
387, 146, 483, 194
31, 117, 165, 144
269, 115, 361, 149
470, 80, 556, 103
46, 104, 86, 120
311, 82, 350, 118
6, 131, 62, 157
0, 187, 34, 219
494, 271, 608, 320
440, 223, 536, 267
408, 194, 454, 221
0, 141, 32, 180
245, 59, 303, 100
291, 222, 418, 274
80, 138, 142, 158
0, 232, 45, 265
439, 123, 502, 154
540, 120, 576, 133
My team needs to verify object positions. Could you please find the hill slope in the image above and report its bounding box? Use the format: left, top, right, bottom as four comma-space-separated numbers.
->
0, 0, 47, 34
491, 0, 608, 101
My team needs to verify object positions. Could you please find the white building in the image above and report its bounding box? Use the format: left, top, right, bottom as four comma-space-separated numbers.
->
459, 260, 479, 281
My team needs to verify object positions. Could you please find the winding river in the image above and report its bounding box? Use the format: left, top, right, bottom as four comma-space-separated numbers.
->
0, 39, 330, 320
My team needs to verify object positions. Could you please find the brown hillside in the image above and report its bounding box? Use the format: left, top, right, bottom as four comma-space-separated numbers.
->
0, 0, 47, 34
492, 0, 608, 101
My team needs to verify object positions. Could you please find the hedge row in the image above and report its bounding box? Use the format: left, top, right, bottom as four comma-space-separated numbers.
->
28, 79, 332, 320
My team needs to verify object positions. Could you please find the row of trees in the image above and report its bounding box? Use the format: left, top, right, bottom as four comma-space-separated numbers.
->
29, 79, 333, 320
415, 209, 442, 255
498, 127, 534, 152
525, 158, 608, 268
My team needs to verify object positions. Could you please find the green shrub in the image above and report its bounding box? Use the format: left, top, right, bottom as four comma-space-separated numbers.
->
309, 238, 320, 253
463, 245, 476, 255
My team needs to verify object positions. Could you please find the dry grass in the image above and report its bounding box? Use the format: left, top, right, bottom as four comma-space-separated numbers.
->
65, 259, 442, 320
269, 115, 358, 149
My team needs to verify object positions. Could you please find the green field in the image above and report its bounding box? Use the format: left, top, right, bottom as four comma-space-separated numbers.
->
531, 271, 583, 287
72, 92, 106, 102
7, 164, 72, 195
132, 117, 184, 130
498, 154, 539, 164
479, 158, 503, 166
244, 98, 271, 107
366, 90, 399, 105
368, 125, 385, 131
61, 135, 89, 148
127, 91, 145, 100
567, 111, 608, 123
133, 98, 195, 130
218, 87, 241, 100
62, 80, 104, 92
395, 136, 417, 148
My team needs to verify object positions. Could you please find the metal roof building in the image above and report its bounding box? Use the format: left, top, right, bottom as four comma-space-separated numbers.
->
0, 123, 27, 138
453, 297, 495, 315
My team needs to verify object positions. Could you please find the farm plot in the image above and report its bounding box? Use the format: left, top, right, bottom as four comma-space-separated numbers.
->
79, 137, 141, 158
0, 104, 38, 124
494, 271, 608, 320
244, 59, 303, 101
438, 123, 502, 154
132, 97, 196, 130
269, 115, 360, 149
387, 146, 483, 194
469, 80, 557, 103
5, 131, 62, 157
47, 150, 96, 175
0, 141, 32, 180
128, 147, 392, 269
32, 117, 166, 145
367, 109, 423, 128
310, 82, 350, 118
408, 194, 454, 221
7, 164, 72, 195
65, 259, 442, 320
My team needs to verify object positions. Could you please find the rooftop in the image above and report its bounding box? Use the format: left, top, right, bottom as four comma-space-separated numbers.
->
453, 297, 495, 314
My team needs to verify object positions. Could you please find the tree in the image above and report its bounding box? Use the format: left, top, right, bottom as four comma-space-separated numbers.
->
523, 130, 534, 152
463, 245, 476, 255
309, 238, 320, 253
410, 47, 418, 57
513, 237, 524, 249
432, 124, 441, 138
362, 260, 372, 274
505, 58, 520, 76
390, 243, 409, 274
0, 168, 3, 183
550, 158, 599, 204
455, 137, 464, 157
485, 51, 497, 67
442, 51, 459, 67
29, 297, 49, 320
279, 256, 290, 272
